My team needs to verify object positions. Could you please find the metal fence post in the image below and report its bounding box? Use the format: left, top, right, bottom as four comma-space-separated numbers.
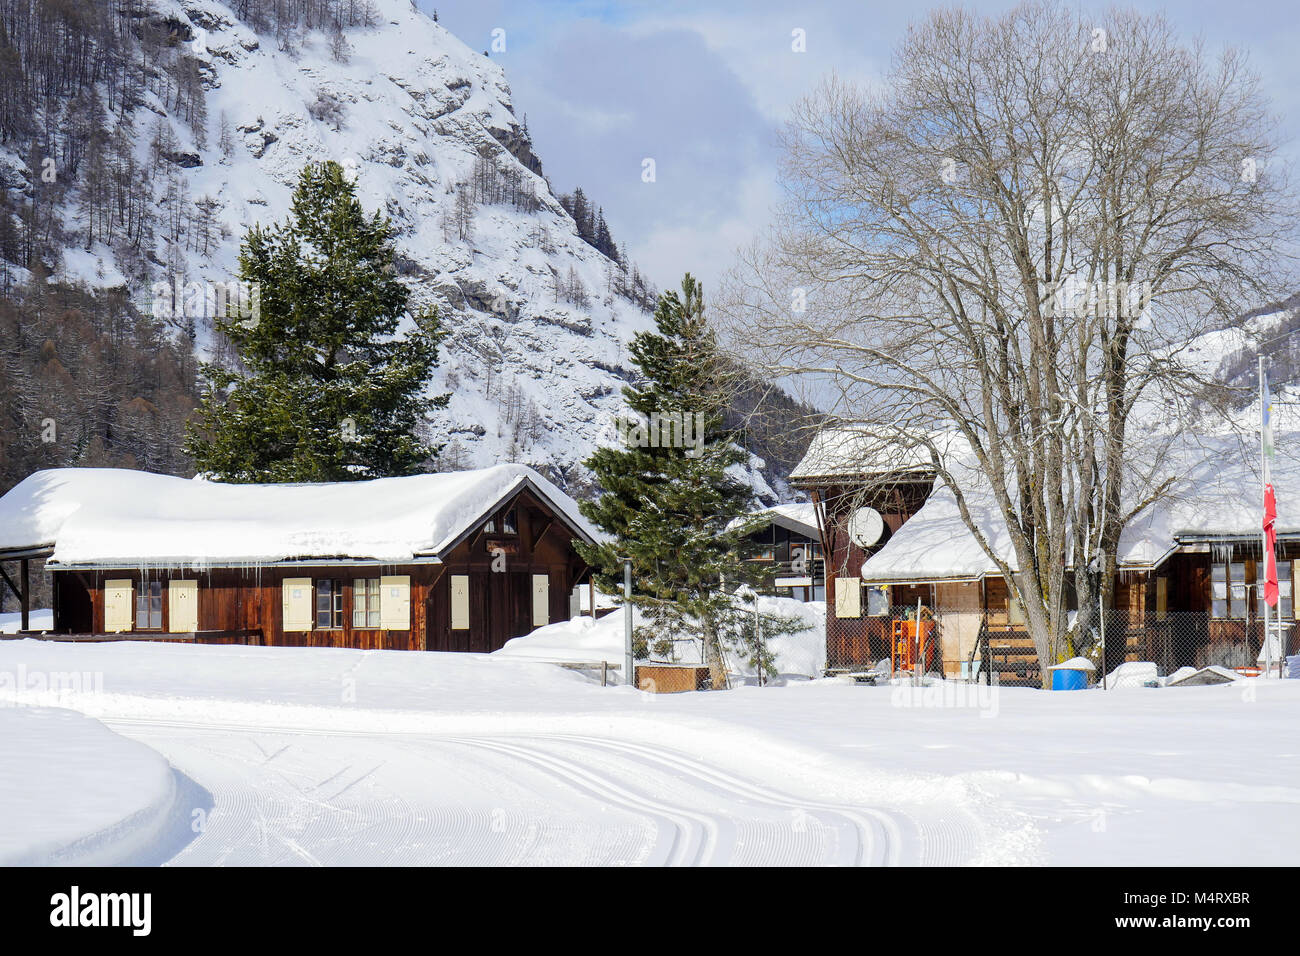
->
1099, 594, 1107, 690
624, 557, 634, 687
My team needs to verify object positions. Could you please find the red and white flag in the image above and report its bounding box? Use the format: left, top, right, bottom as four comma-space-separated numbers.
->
1264, 482, 1279, 607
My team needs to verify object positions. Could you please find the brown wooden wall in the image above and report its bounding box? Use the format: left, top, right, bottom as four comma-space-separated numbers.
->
807, 476, 934, 668
50, 487, 590, 654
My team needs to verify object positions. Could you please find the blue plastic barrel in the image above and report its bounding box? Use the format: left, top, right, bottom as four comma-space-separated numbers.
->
1051, 668, 1088, 691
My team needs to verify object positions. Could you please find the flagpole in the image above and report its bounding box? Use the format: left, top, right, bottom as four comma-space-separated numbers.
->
1260, 357, 1273, 677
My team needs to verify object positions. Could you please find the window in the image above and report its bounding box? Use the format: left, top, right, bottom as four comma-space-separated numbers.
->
1211, 562, 1249, 619
353, 578, 380, 628
502, 508, 518, 535
865, 585, 889, 617
316, 579, 343, 628
135, 580, 162, 629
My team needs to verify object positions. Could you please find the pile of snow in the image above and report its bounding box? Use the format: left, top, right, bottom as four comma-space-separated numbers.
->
494, 611, 638, 668
0, 465, 600, 565
0, 609, 53, 634
495, 595, 827, 678
1046, 657, 1096, 672
0, 706, 181, 865
1105, 661, 1160, 688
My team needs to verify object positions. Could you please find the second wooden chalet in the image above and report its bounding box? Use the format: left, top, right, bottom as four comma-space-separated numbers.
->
0, 464, 602, 653
792, 427, 1300, 683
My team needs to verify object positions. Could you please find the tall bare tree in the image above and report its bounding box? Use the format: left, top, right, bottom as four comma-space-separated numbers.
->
721, 2, 1296, 669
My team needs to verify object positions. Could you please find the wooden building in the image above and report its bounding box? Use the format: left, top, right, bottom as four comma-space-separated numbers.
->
0, 464, 601, 654
736, 503, 826, 602
788, 427, 935, 670
791, 427, 1300, 682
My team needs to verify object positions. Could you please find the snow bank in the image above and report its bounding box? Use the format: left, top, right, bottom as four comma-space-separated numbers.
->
2, 639, 1299, 864
0, 465, 601, 565
494, 596, 827, 678
0, 609, 53, 634
0, 706, 181, 865
494, 611, 636, 667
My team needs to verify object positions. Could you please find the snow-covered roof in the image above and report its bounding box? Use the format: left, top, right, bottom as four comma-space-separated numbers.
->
860, 432, 1300, 583
0, 465, 601, 567
789, 425, 935, 482
761, 502, 820, 539
727, 502, 820, 539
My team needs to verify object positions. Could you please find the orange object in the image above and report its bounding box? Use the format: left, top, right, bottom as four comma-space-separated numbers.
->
891, 617, 935, 674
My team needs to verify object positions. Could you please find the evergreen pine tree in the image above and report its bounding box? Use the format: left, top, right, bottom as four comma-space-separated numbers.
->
184, 160, 448, 482
577, 274, 796, 685
594, 208, 616, 261
569, 187, 593, 244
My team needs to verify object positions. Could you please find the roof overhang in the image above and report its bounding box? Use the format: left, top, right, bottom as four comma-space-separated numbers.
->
789, 469, 934, 488
0, 545, 55, 561
1173, 531, 1300, 545
762, 512, 820, 540
46, 555, 448, 571
862, 576, 984, 587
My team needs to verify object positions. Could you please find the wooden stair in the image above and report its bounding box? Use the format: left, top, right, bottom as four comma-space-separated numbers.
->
972, 622, 1041, 687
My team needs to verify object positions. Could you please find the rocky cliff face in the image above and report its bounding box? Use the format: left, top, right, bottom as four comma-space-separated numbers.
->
1, 0, 781, 497
165, 0, 660, 490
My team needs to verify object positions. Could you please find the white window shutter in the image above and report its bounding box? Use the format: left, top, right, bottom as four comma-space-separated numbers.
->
168, 580, 199, 633
532, 574, 549, 627
104, 579, 133, 632
834, 576, 861, 618
379, 575, 411, 630
450, 575, 470, 630
282, 577, 313, 631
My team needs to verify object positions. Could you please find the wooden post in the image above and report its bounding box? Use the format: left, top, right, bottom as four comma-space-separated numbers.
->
20, 559, 29, 632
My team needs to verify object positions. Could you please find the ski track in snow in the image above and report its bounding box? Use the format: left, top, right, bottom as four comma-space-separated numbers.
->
101, 718, 983, 866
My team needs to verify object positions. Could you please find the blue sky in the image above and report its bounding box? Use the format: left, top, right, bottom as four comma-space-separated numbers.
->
420, 1, 1300, 293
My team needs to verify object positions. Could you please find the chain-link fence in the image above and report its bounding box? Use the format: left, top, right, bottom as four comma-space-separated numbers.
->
825, 604, 1297, 685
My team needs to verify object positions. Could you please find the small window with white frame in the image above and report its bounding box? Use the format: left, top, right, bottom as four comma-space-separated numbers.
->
1211, 561, 1249, 619
352, 578, 380, 628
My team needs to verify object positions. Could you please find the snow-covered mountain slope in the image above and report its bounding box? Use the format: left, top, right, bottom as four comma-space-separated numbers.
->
185, 0, 647, 488
35, 0, 776, 495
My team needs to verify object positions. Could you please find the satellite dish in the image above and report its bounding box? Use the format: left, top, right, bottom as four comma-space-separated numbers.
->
848, 506, 884, 548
